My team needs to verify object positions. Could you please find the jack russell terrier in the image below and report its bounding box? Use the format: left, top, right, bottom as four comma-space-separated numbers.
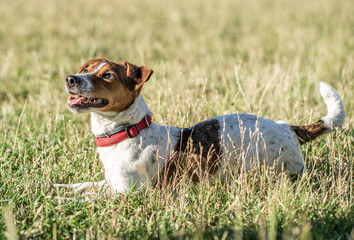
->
54, 58, 345, 195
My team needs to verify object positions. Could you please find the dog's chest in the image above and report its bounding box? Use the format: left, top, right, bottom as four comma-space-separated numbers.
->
96, 129, 163, 192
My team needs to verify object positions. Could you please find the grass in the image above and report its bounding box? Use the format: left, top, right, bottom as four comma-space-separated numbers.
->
0, 0, 353, 238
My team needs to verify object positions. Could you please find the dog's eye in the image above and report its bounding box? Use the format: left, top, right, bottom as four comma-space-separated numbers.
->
82, 68, 88, 74
102, 73, 112, 79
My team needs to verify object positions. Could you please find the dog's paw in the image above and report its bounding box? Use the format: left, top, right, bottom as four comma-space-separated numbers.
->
72, 182, 95, 194
52, 182, 93, 194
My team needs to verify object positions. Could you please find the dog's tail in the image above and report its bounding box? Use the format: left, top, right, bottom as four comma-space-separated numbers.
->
291, 82, 345, 145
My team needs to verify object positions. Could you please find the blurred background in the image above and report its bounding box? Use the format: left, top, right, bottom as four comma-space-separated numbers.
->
0, 0, 352, 125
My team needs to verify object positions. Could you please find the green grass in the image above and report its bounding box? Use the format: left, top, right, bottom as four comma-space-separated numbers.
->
0, 0, 353, 239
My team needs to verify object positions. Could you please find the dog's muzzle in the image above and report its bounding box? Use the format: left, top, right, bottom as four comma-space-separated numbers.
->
66, 75, 82, 88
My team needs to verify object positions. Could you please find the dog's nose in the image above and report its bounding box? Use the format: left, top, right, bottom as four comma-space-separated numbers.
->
66, 75, 81, 87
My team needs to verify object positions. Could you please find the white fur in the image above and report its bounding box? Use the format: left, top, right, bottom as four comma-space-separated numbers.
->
319, 82, 345, 131
90, 99, 305, 194
92, 62, 107, 73
56, 83, 345, 195
92, 96, 179, 193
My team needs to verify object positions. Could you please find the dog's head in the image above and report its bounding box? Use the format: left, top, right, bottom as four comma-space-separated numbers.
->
65, 58, 153, 113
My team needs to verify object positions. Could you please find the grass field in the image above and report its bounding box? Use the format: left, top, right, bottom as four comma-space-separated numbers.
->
0, 0, 353, 239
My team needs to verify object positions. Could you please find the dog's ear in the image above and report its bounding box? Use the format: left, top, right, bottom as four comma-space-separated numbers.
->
125, 61, 153, 92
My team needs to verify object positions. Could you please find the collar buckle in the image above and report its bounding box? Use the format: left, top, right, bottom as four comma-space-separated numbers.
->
125, 125, 140, 138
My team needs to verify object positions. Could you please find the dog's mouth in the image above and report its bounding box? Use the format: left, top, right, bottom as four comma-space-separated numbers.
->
67, 92, 109, 109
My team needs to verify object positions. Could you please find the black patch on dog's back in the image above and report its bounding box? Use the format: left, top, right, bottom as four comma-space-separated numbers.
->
159, 119, 222, 187
176, 119, 221, 158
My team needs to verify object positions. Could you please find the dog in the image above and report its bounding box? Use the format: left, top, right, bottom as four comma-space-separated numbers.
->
54, 58, 345, 195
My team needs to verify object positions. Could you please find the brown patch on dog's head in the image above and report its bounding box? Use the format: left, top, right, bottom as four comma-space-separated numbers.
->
66, 58, 153, 113
76, 58, 109, 74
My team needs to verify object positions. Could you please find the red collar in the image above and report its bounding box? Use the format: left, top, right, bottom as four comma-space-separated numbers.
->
96, 115, 152, 147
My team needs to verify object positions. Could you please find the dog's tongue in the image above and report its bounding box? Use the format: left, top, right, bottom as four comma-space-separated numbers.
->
68, 96, 87, 105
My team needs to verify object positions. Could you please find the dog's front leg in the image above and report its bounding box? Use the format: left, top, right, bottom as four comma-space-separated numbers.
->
53, 180, 107, 194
